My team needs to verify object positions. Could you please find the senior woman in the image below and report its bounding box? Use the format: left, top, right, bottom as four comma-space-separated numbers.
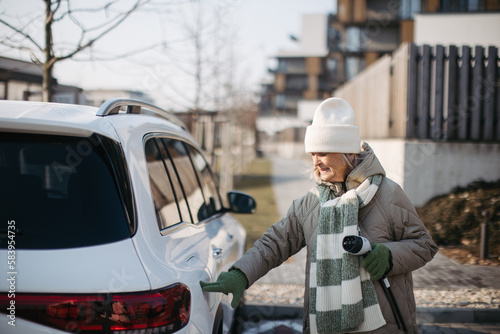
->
201, 97, 437, 333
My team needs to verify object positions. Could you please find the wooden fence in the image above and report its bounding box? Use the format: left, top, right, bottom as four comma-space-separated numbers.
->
334, 43, 500, 142
407, 44, 499, 141
178, 110, 257, 194
333, 44, 410, 139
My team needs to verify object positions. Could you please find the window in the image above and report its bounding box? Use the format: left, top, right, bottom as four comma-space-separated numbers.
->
0, 133, 131, 249
346, 27, 364, 52
159, 138, 203, 224
440, 0, 470, 12
327, 26, 342, 51
345, 57, 366, 80
145, 137, 223, 231
276, 94, 286, 109
400, 0, 421, 19
0, 81, 5, 100
184, 144, 222, 218
277, 58, 306, 74
286, 75, 308, 91
327, 58, 338, 75
145, 138, 183, 229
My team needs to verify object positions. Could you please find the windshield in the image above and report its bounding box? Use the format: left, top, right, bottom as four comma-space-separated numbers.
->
0, 133, 132, 249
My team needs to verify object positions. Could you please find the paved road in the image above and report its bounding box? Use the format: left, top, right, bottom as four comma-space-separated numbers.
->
239, 155, 500, 334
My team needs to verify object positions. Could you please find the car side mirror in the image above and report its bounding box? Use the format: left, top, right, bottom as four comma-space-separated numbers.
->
227, 191, 256, 214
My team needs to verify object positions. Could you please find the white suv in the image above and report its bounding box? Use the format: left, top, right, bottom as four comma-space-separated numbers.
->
0, 99, 255, 334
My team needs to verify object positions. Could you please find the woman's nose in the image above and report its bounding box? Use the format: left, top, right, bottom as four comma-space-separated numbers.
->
312, 155, 320, 166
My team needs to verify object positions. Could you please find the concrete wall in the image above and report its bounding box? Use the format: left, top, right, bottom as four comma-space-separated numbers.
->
367, 140, 406, 188
414, 13, 500, 49
370, 140, 500, 207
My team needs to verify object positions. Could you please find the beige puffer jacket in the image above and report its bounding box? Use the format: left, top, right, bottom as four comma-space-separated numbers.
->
232, 143, 438, 333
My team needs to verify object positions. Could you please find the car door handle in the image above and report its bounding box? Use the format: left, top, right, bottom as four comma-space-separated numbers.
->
212, 248, 223, 258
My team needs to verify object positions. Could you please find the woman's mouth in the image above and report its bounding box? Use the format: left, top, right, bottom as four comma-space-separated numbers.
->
319, 167, 330, 173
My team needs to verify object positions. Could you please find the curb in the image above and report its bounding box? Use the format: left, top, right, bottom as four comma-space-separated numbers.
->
240, 304, 303, 322
240, 304, 500, 324
416, 307, 500, 323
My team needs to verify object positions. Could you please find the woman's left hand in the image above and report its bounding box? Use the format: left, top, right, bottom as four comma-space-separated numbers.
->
361, 243, 392, 281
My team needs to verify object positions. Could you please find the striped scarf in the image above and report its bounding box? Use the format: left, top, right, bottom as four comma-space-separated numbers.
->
309, 175, 386, 333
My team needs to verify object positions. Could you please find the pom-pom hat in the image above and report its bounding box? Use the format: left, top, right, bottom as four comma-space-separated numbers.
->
304, 97, 361, 154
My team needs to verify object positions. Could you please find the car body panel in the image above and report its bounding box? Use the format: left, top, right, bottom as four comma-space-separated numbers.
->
0, 317, 70, 333
0, 101, 120, 140
0, 311, 206, 334
0, 239, 151, 294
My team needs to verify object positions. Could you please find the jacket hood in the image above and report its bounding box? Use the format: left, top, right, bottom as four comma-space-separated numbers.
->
345, 142, 386, 190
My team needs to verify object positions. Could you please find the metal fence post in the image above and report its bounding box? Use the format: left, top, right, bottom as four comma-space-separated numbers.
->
480, 210, 490, 261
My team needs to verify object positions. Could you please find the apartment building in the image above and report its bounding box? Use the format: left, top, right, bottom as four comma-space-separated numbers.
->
261, 0, 500, 118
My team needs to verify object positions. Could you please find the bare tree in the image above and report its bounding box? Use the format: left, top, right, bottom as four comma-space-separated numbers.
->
0, 0, 152, 101
139, 0, 241, 111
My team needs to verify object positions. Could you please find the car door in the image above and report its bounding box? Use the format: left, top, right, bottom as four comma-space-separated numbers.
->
157, 138, 239, 280
147, 136, 242, 312
182, 143, 242, 276
143, 137, 217, 311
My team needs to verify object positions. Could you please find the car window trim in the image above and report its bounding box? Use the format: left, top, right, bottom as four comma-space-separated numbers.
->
182, 141, 207, 203
160, 221, 190, 236
181, 141, 224, 213
150, 138, 185, 225
159, 138, 194, 224
98, 135, 137, 236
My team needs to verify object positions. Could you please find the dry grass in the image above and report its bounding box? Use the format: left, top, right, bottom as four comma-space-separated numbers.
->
232, 158, 281, 250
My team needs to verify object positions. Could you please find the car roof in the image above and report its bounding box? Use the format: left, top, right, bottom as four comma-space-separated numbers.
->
0, 99, 187, 142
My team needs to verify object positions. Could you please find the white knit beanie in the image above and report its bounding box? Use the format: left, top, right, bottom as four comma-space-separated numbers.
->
304, 97, 361, 153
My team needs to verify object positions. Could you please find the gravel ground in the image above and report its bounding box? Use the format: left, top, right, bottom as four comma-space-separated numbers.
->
244, 284, 500, 309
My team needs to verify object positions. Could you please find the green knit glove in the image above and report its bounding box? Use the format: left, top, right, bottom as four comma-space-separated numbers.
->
361, 243, 392, 281
200, 269, 248, 308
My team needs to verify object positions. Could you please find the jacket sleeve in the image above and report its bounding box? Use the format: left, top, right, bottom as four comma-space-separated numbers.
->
231, 197, 308, 287
380, 181, 438, 276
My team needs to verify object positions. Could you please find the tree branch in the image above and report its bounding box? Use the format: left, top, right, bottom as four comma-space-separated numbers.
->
53, 0, 122, 22
0, 18, 44, 52
0, 41, 42, 64
47, 0, 62, 23
55, 0, 152, 62
68, 41, 168, 61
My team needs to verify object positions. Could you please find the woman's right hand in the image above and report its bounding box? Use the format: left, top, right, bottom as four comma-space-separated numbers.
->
199, 269, 249, 308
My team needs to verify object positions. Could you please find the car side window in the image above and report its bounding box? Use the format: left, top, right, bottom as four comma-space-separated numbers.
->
145, 136, 223, 230
184, 144, 222, 217
145, 138, 185, 229
159, 138, 206, 224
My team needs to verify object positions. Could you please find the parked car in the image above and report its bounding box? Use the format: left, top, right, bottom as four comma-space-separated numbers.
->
0, 99, 255, 334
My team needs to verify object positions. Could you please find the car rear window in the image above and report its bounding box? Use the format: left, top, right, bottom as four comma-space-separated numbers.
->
0, 133, 132, 249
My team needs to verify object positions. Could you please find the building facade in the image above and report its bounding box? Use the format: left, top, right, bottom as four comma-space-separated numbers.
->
261, 0, 500, 118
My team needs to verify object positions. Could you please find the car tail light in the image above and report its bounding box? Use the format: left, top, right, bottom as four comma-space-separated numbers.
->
0, 294, 107, 332
0, 283, 190, 333
109, 284, 190, 332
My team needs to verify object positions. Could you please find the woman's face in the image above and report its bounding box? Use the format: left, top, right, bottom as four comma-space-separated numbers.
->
311, 152, 350, 183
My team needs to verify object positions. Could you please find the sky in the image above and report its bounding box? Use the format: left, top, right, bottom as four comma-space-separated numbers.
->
0, 0, 336, 109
